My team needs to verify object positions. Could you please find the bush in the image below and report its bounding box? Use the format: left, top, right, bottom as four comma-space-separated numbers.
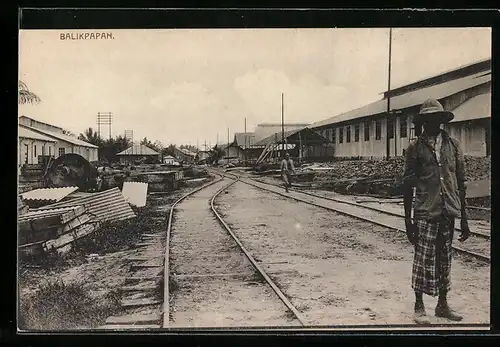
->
19, 280, 122, 330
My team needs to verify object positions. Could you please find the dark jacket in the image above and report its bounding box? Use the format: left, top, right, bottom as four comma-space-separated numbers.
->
403, 130, 466, 220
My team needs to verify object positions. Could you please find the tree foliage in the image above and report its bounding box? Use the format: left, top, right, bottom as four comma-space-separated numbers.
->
179, 144, 198, 153
18, 80, 41, 105
62, 129, 75, 137
207, 144, 225, 165
78, 127, 132, 164
78, 128, 102, 147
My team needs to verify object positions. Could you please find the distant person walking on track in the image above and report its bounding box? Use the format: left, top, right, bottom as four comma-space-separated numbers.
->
403, 98, 470, 324
280, 152, 295, 193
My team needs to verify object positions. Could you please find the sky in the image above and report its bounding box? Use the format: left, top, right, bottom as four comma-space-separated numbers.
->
19, 28, 491, 148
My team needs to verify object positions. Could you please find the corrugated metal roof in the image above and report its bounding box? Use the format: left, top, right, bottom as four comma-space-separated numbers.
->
19, 125, 99, 148
117, 144, 160, 156
450, 92, 491, 123
34, 187, 136, 222
234, 132, 257, 147
21, 187, 79, 203
18, 126, 57, 142
254, 128, 305, 146
311, 70, 491, 129
18, 206, 86, 223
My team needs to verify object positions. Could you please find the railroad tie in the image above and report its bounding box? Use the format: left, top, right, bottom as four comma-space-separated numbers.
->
106, 313, 161, 325
142, 233, 162, 238
121, 297, 162, 308
172, 272, 255, 279
120, 284, 158, 292
99, 324, 161, 330
135, 242, 156, 248
130, 262, 163, 269
128, 256, 162, 262
124, 276, 162, 284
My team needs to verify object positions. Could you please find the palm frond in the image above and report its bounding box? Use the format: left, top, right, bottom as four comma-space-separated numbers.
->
18, 80, 41, 105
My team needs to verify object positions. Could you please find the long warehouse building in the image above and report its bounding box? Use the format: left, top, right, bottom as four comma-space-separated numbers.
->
310, 58, 491, 158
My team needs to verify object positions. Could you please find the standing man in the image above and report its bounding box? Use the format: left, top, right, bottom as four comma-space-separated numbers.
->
280, 152, 295, 193
403, 99, 470, 324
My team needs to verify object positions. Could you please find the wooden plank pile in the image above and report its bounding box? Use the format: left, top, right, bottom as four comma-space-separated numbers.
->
129, 170, 184, 192
18, 186, 137, 261
18, 206, 96, 259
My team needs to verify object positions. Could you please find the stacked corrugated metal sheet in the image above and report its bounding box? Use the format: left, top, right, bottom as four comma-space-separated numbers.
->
21, 187, 79, 208
35, 187, 136, 223
18, 187, 136, 259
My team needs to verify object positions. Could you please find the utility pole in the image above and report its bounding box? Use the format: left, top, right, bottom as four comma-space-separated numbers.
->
227, 128, 230, 165
386, 28, 393, 160
281, 93, 285, 158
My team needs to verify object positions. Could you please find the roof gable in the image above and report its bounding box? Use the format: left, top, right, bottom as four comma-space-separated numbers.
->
18, 126, 57, 142
254, 127, 328, 146
20, 125, 99, 148
117, 144, 160, 156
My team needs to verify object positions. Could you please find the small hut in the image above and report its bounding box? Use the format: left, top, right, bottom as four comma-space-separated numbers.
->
117, 144, 161, 165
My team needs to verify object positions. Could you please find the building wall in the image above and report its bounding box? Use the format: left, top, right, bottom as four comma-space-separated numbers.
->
53, 141, 99, 162
313, 83, 490, 159
223, 145, 241, 158
316, 115, 404, 158
444, 119, 489, 157
18, 138, 56, 165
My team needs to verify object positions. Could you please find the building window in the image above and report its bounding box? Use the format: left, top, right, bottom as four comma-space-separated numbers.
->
400, 116, 408, 138
346, 126, 351, 143
326, 129, 331, 141
33, 145, 37, 157
387, 118, 394, 139
49, 146, 51, 156
375, 120, 382, 140
354, 124, 360, 142
24, 144, 29, 164
364, 122, 370, 141
59, 147, 65, 157
331, 128, 336, 144
339, 127, 344, 143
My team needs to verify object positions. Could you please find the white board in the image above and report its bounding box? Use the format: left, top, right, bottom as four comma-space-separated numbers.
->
122, 182, 148, 207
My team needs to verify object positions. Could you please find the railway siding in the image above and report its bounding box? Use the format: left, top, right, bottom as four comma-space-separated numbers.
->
167, 178, 301, 328
216, 180, 490, 326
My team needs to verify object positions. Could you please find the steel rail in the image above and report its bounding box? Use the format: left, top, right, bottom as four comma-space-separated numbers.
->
219, 170, 489, 263
253, 178, 491, 240
210, 177, 307, 326
163, 174, 224, 328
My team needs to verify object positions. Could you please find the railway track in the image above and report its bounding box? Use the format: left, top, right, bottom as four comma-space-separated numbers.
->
102, 169, 488, 330
219, 170, 490, 263
164, 174, 306, 328
255, 178, 490, 240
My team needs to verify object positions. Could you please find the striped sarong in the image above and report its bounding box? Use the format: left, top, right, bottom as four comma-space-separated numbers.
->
411, 216, 454, 296
282, 172, 292, 188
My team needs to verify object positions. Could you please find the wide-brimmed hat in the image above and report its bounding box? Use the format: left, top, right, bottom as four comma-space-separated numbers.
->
412, 99, 454, 124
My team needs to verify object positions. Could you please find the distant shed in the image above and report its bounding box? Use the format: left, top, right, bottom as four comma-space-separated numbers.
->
117, 144, 161, 165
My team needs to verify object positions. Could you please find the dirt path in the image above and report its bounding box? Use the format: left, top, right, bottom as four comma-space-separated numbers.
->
216, 181, 490, 326
169, 178, 300, 328
252, 175, 490, 259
